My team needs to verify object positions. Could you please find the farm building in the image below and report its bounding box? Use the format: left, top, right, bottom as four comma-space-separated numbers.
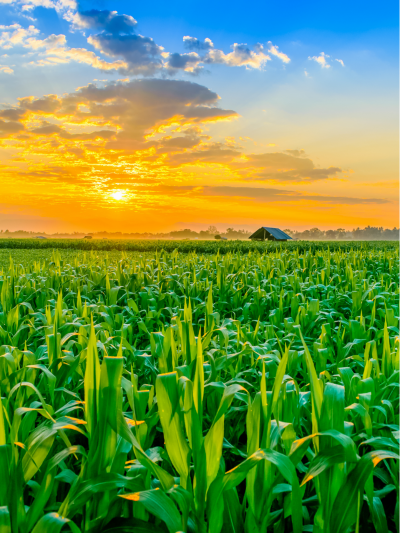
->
249, 227, 292, 241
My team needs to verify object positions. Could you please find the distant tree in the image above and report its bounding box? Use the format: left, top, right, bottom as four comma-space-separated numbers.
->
170, 229, 198, 239
325, 230, 338, 240
309, 228, 324, 239
208, 225, 219, 235
222, 228, 251, 239
283, 228, 294, 236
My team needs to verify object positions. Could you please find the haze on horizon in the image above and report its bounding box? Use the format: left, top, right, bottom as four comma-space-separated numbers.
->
0, 0, 398, 234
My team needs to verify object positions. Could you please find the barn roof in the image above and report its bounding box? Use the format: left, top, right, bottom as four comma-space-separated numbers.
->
249, 227, 293, 240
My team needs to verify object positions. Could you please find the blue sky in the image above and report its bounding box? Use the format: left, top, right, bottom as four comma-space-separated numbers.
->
0, 0, 398, 232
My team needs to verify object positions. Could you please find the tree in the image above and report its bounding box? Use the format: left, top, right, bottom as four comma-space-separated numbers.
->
283, 228, 294, 237
325, 230, 338, 240
208, 225, 219, 235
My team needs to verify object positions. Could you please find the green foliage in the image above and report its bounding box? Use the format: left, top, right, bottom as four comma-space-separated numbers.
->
0, 244, 398, 532
0, 238, 398, 254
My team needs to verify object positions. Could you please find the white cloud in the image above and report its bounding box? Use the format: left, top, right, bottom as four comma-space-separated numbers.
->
204, 43, 270, 69
0, 24, 40, 49
32, 45, 129, 71
0, 7, 290, 77
0, 22, 126, 73
267, 43, 290, 63
17, 0, 76, 11
25, 33, 66, 50
0, 64, 13, 73
308, 52, 330, 68
1, 0, 77, 26
335, 58, 345, 67
183, 36, 214, 50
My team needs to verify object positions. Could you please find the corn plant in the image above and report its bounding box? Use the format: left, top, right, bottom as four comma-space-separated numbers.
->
0, 243, 397, 532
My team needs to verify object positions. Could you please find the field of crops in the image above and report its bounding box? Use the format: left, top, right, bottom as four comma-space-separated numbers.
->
0, 244, 398, 533
0, 238, 399, 254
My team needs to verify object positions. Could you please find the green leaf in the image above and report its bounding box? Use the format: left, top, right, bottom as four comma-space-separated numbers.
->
31, 513, 81, 533
156, 372, 191, 488
330, 450, 399, 533
120, 489, 182, 533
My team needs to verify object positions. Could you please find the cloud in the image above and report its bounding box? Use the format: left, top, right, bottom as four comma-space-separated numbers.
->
164, 52, 202, 75
0, 77, 353, 218
153, 185, 389, 205
31, 120, 115, 139
183, 36, 289, 68
0, 11, 289, 77
284, 149, 306, 157
87, 33, 164, 75
0, 108, 24, 120
234, 152, 343, 183
0, 78, 237, 149
168, 143, 241, 166
0, 119, 25, 137
165, 41, 277, 74
157, 134, 202, 152
183, 36, 214, 51
32, 45, 129, 71
67, 9, 165, 76
76, 9, 137, 34
335, 58, 345, 67
0, 0, 77, 23
0, 64, 13, 74
308, 52, 330, 68
0, 77, 342, 186
25, 33, 66, 50
204, 43, 270, 69
267, 43, 290, 63
7, 0, 76, 12
18, 94, 61, 112
0, 24, 39, 49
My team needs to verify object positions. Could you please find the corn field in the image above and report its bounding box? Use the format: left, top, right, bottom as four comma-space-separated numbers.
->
0, 238, 398, 254
0, 245, 398, 533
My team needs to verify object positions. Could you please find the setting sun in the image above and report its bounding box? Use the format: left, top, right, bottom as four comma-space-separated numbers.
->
0, 0, 396, 234
110, 191, 126, 201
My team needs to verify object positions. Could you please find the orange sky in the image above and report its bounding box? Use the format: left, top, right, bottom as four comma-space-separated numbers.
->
0, 5, 398, 232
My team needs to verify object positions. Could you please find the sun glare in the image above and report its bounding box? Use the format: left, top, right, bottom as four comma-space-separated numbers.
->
110, 190, 126, 201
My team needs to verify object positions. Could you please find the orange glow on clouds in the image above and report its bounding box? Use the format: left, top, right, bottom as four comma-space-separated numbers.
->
0, 77, 397, 232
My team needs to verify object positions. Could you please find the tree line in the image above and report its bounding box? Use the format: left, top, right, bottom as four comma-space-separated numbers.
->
0, 225, 398, 240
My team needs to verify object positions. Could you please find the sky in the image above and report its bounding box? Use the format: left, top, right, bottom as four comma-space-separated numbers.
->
0, 0, 398, 233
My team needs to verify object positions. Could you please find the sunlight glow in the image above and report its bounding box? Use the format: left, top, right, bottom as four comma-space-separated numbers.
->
110, 190, 126, 201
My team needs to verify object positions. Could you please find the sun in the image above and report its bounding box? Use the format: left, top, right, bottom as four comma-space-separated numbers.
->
110, 190, 126, 201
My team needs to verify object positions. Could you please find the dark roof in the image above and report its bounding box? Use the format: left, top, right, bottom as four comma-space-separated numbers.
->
249, 227, 292, 240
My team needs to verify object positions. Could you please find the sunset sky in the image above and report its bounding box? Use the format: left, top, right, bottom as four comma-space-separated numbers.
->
0, 0, 398, 232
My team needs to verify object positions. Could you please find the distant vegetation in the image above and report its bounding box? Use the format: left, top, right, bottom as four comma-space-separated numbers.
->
0, 225, 398, 241
0, 238, 398, 254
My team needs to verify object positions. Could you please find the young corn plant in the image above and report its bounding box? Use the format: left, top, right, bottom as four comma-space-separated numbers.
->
0, 243, 396, 532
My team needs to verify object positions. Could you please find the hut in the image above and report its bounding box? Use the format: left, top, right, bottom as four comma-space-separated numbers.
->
83, 235, 93, 240
249, 227, 292, 242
